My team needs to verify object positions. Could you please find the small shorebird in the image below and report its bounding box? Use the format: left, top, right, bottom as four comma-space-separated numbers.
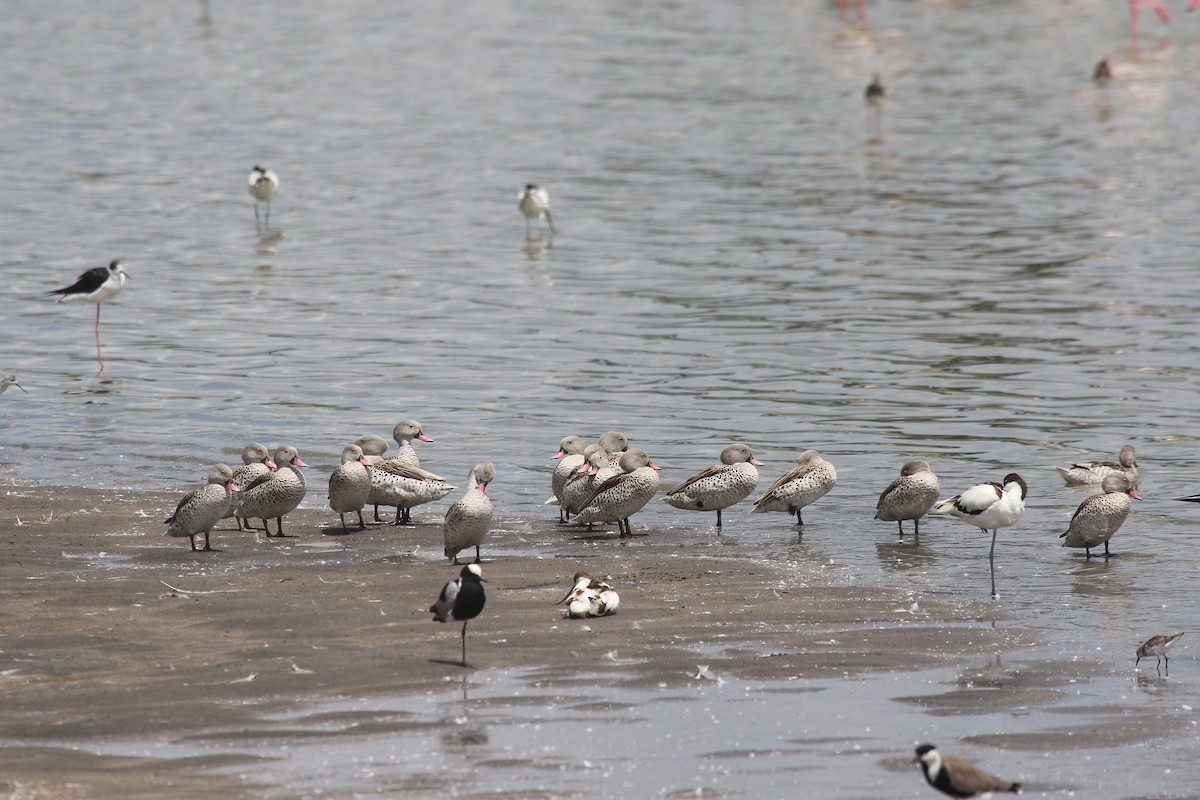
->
875, 459, 940, 538
0, 374, 27, 396
1060, 474, 1140, 558
519, 183, 555, 236
934, 473, 1028, 598
865, 74, 885, 103
558, 571, 620, 618
328, 444, 372, 533
913, 744, 1022, 798
164, 464, 240, 552
751, 449, 837, 526
248, 165, 279, 230
665, 443, 762, 530
237, 445, 308, 536
574, 449, 661, 537
547, 436, 589, 521
430, 563, 487, 667
1055, 444, 1138, 486
1093, 59, 1113, 85
443, 461, 495, 564
223, 443, 277, 530
1136, 632, 1184, 676
45, 259, 128, 374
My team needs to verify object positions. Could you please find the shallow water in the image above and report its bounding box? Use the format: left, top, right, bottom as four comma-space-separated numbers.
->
3, 0, 1200, 796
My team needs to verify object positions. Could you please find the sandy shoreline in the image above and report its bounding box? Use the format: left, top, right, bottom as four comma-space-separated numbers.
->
0, 481, 1143, 799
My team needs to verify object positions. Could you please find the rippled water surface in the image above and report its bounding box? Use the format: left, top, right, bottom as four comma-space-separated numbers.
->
3, 0, 1200, 796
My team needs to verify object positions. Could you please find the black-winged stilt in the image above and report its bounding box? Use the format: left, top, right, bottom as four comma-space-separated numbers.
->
45, 259, 128, 375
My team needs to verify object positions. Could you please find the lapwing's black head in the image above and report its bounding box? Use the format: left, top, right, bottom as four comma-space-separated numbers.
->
914, 743, 937, 761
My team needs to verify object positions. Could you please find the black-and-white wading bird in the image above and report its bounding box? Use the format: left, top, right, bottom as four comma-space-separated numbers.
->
430, 563, 487, 666
0, 374, 28, 396
248, 165, 279, 230
934, 473, 1027, 598
44, 259, 128, 375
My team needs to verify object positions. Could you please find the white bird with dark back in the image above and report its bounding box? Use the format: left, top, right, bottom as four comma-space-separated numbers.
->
328, 444, 372, 533
934, 473, 1027, 598
164, 464, 239, 552
430, 563, 487, 667
1060, 473, 1140, 558
558, 571, 620, 618
443, 462, 495, 564
44, 259, 128, 374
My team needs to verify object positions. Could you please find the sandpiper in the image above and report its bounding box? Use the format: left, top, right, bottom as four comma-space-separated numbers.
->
913, 743, 1022, 798
1060, 473, 1140, 558
1136, 632, 1184, 676
865, 74, 885, 102
430, 563, 487, 667
248, 165, 278, 230
0, 374, 27, 396
574, 449, 661, 537
518, 183, 555, 236
750, 449, 837, 526
443, 462, 495, 564
1055, 444, 1138, 486
328, 444, 372, 533
665, 443, 762, 530
934, 473, 1028, 598
164, 464, 239, 552
874, 459, 940, 538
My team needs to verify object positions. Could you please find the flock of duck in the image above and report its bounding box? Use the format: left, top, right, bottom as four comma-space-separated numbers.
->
164, 424, 1149, 593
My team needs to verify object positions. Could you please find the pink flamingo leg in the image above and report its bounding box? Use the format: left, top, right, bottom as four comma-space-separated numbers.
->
1128, 0, 1170, 37
837, 0, 866, 21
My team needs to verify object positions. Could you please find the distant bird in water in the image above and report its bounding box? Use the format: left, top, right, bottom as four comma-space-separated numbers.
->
248, 165, 279, 231
1136, 632, 1184, 676
430, 563, 487, 667
519, 183, 555, 237
865, 74, 885, 103
164, 464, 240, 552
1093, 59, 1113, 85
751, 449, 837, 527
1060, 474, 1139, 558
44, 259, 128, 376
934, 473, 1028, 598
912, 744, 1022, 798
0, 374, 28, 396
1055, 444, 1138, 486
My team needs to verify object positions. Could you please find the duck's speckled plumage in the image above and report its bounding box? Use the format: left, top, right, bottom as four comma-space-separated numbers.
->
370, 458, 455, 525
224, 443, 278, 528
443, 462, 495, 564
1060, 473, 1139, 557
665, 443, 762, 528
237, 445, 308, 537
751, 449, 836, 525
874, 459, 939, 537
328, 444, 372, 533
165, 464, 238, 551
574, 449, 661, 537
1055, 444, 1138, 486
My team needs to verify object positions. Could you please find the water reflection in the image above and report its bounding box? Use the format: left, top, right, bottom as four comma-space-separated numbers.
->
440, 676, 490, 749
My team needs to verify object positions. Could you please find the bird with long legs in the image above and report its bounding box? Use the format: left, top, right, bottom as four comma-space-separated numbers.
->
934, 473, 1027, 598
44, 259, 128, 376
430, 564, 487, 667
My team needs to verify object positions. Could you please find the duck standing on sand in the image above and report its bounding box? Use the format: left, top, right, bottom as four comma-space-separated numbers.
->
328, 444, 372, 533
443, 462, 495, 564
237, 445, 308, 537
165, 464, 239, 552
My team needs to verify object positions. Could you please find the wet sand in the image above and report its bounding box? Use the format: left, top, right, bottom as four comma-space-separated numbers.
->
0, 483, 1181, 799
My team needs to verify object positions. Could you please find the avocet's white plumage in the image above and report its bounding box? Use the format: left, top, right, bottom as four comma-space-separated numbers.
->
224, 442, 278, 529
248, 165, 279, 229
518, 183, 555, 236
558, 571, 620, 618
934, 473, 1028, 598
